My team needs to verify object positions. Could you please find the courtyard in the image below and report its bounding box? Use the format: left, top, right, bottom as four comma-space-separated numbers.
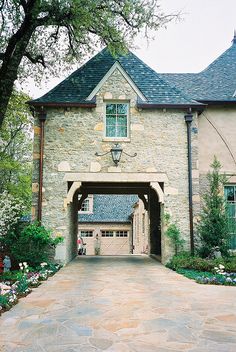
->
0, 256, 236, 352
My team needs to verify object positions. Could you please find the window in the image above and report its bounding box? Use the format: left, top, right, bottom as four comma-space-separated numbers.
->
78, 195, 93, 214
80, 231, 93, 237
101, 230, 128, 237
224, 185, 236, 249
105, 103, 128, 138
116, 231, 128, 237
101, 231, 114, 237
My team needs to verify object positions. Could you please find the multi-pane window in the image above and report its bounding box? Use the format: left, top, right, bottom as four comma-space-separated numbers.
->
81, 199, 90, 212
78, 195, 93, 214
80, 231, 93, 237
116, 231, 128, 237
101, 230, 128, 237
224, 185, 236, 249
105, 103, 128, 138
101, 231, 114, 237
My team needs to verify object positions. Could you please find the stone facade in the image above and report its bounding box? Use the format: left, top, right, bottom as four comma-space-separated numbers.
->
32, 68, 196, 264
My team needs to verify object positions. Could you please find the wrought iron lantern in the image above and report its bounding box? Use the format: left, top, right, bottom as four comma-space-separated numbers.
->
95, 143, 137, 166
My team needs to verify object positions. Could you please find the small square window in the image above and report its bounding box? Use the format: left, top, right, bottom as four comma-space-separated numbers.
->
105, 103, 129, 138
78, 195, 93, 214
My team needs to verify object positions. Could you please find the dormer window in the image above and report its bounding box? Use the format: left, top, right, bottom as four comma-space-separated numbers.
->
105, 103, 129, 138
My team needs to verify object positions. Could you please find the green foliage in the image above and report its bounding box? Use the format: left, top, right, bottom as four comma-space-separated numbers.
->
0, 271, 23, 282
0, 90, 33, 210
0, 0, 176, 127
165, 214, 185, 255
166, 253, 236, 273
15, 275, 29, 295
0, 294, 9, 309
197, 157, 230, 257
4, 223, 64, 267
176, 268, 236, 286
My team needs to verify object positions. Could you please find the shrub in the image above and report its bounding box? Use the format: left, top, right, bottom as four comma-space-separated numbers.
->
166, 253, 236, 272
197, 157, 230, 257
0, 191, 25, 237
164, 213, 185, 255
6, 223, 63, 267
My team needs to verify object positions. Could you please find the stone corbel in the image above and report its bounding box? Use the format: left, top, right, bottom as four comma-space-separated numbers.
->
138, 194, 149, 211
150, 182, 164, 204
64, 181, 81, 208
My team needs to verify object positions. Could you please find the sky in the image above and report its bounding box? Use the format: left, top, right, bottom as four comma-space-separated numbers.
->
26, 0, 236, 99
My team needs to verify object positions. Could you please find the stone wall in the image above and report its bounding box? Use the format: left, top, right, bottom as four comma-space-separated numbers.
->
32, 68, 197, 263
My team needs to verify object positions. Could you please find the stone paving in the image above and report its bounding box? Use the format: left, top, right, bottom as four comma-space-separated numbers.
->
0, 255, 236, 352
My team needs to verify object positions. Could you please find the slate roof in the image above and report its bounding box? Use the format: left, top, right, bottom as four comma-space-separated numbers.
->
79, 195, 137, 223
29, 48, 201, 108
161, 38, 236, 102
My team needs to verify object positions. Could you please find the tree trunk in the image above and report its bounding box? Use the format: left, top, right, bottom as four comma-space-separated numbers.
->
0, 1, 39, 128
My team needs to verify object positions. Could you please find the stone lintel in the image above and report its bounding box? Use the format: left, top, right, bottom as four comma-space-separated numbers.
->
63, 172, 168, 183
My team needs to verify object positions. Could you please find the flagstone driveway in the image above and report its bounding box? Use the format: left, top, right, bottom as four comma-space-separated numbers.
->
0, 255, 236, 352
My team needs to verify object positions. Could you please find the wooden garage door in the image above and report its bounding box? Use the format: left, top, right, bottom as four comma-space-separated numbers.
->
101, 230, 130, 255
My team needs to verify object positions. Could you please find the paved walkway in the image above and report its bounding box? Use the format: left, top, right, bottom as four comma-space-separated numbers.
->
0, 256, 236, 352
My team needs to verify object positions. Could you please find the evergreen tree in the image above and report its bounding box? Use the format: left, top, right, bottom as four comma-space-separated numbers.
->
197, 157, 230, 257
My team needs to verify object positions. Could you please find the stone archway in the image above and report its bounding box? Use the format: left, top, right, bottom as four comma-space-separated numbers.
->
58, 172, 166, 264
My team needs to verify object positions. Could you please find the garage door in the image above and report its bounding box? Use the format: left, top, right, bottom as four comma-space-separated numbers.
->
100, 230, 130, 255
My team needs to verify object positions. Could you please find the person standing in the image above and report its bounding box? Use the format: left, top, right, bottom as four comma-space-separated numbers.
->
94, 233, 101, 255
77, 235, 84, 255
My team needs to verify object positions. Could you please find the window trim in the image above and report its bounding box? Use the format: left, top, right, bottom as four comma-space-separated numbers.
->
224, 184, 236, 250
79, 230, 94, 237
103, 101, 130, 141
78, 195, 94, 214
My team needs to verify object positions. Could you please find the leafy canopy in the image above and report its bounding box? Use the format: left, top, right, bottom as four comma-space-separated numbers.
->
0, 90, 33, 209
0, 0, 175, 127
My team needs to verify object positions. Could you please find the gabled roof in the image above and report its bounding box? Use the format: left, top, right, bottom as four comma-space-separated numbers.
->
79, 195, 137, 223
161, 37, 236, 103
29, 48, 201, 108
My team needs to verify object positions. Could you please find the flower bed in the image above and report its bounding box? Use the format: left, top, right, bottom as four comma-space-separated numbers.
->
177, 264, 236, 286
0, 262, 61, 314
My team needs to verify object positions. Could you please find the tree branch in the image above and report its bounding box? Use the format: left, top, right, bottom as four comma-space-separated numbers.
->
24, 51, 46, 68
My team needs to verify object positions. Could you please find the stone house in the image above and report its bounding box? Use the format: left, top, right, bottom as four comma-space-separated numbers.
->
29, 35, 236, 264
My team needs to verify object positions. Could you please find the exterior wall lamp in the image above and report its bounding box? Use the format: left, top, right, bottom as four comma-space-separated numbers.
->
95, 143, 137, 166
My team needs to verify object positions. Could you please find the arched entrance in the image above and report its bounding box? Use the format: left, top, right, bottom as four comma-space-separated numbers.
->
60, 172, 165, 263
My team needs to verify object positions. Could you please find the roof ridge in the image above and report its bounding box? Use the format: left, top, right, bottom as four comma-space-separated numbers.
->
31, 47, 112, 102
201, 42, 235, 73
127, 51, 200, 104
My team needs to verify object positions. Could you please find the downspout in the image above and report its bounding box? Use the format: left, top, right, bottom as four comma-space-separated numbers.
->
185, 113, 194, 255
38, 109, 47, 223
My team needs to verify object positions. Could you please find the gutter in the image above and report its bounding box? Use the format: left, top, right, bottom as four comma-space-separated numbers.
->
185, 113, 194, 255
137, 103, 205, 112
28, 101, 96, 108
38, 110, 47, 223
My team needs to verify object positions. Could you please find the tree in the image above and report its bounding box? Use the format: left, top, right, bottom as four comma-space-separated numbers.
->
0, 89, 33, 209
197, 157, 230, 257
0, 0, 175, 127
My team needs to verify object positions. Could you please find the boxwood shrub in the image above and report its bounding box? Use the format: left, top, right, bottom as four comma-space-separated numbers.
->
166, 252, 236, 273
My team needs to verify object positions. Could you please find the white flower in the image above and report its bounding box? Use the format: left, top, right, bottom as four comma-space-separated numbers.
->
219, 264, 225, 269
